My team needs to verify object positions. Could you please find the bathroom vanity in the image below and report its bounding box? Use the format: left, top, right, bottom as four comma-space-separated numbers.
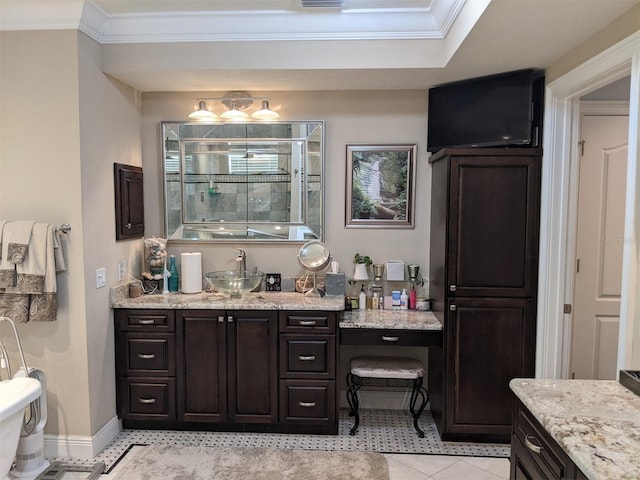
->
509, 378, 640, 479
112, 290, 442, 435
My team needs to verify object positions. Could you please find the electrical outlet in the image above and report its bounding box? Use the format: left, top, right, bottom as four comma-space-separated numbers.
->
118, 261, 127, 281
96, 267, 106, 288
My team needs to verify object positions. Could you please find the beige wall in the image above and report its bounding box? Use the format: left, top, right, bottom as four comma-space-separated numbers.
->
546, 4, 640, 82
141, 91, 431, 285
0, 30, 142, 442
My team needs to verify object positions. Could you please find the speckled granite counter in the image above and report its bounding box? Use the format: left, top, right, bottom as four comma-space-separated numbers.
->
510, 378, 640, 480
111, 287, 345, 311
340, 309, 441, 330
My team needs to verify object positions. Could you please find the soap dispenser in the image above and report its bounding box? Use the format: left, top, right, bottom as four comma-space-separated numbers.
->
358, 285, 366, 310
400, 288, 408, 310
168, 255, 179, 292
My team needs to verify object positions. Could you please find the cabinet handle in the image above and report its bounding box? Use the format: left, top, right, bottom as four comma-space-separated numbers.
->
137, 353, 156, 359
524, 434, 543, 454
381, 336, 399, 342
228, 315, 234, 323
449, 305, 456, 311
138, 398, 156, 404
449, 285, 457, 292
218, 316, 225, 322
298, 401, 316, 408
298, 355, 316, 361
137, 319, 155, 325
126, 223, 132, 229
299, 320, 317, 326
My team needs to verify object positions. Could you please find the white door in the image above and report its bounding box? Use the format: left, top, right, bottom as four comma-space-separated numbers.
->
571, 112, 628, 380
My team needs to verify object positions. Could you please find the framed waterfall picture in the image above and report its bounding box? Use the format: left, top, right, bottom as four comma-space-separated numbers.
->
345, 144, 416, 228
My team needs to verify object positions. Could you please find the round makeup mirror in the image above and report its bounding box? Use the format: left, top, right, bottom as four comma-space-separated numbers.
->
297, 240, 331, 297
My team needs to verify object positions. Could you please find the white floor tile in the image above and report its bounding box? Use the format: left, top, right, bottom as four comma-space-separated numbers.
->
385, 456, 430, 480
388, 454, 463, 476
431, 459, 505, 480
463, 456, 511, 478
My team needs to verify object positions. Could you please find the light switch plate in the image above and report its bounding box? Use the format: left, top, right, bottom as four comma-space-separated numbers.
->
96, 267, 106, 288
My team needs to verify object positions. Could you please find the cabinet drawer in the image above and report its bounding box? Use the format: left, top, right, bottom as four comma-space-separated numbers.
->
340, 328, 442, 347
279, 335, 335, 379
279, 380, 336, 425
119, 377, 176, 421
514, 402, 570, 480
279, 312, 336, 334
124, 334, 175, 376
116, 309, 175, 332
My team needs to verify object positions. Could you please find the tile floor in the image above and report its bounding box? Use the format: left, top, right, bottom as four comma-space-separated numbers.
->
43, 409, 511, 479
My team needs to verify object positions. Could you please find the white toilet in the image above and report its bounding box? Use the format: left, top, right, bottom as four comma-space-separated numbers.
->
0, 377, 41, 480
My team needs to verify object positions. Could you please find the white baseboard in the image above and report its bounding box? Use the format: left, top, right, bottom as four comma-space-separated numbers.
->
339, 389, 412, 410
44, 416, 121, 460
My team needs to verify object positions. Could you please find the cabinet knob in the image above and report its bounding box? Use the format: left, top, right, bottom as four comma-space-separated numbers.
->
126, 223, 132, 229
228, 315, 234, 323
449, 305, 456, 311
524, 434, 543, 454
449, 285, 457, 292
218, 316, 225, 322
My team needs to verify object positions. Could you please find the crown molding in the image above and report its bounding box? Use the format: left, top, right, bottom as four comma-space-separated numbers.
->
0, 0, 470, 44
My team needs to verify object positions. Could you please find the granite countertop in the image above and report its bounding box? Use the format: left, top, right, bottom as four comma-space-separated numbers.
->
340, 309, 441, 330
111, 287, 345, 311
510, 378, 640, 480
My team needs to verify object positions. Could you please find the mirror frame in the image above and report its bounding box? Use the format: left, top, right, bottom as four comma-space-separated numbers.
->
161, 121, 325, 244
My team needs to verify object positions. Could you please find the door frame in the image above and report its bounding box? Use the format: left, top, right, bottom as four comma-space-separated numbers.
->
537, 31, 640, 379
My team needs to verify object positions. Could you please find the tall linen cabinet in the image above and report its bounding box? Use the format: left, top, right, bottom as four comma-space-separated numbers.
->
427, 148, 541, 442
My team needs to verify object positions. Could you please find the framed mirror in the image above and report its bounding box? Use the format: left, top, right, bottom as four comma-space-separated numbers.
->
162, 121, 324, 243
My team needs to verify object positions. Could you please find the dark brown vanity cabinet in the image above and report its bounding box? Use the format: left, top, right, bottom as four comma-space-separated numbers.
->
115, 308, 338, 433
278, 311, 338, 433
114, 163, 144, 240
428, 148, 541, 442
179, 310, 278, 425
510, 399, 587, 479
115, 309, 177, 422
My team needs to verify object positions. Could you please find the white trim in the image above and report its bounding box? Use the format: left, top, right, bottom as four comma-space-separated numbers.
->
44, 416, 121, 460
538, 31, 640, 379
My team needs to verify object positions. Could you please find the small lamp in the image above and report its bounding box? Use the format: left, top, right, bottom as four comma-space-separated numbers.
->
220, 99, 249, 120
251, 100, 280, 120
188, 100, 218, 121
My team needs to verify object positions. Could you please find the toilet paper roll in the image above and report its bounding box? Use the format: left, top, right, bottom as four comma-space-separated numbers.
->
181, 252, 202, 293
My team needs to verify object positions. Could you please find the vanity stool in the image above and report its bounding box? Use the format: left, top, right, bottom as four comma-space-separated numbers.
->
346, 355, 429, 437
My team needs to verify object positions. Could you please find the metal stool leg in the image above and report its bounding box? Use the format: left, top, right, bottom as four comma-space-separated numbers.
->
409, 377, 429, 438
345, 373, 362, 435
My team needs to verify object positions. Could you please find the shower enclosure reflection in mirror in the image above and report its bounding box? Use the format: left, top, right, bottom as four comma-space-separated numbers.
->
162, 121, 324, 243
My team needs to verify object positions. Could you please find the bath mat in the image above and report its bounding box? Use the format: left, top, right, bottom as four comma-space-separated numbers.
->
110, 444, 389, 480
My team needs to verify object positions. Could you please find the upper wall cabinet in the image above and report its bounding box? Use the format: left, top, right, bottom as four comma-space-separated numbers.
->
162, 122, 324, 243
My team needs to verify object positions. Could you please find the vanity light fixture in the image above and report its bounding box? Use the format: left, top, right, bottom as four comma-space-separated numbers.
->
188, 92, 280, 122
251, 100, 280, 120
188, 100, 218, 121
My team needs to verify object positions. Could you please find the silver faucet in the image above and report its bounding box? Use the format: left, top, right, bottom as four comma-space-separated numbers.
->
234, 248, 246, 276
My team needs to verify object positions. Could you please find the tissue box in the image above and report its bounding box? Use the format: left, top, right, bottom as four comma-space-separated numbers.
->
386, 260, 405, 281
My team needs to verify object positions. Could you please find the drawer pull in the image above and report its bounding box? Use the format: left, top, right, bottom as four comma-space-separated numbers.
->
218, 316, 225, 323
137, 353, 156, 359
381, 335, 399, 342
299, 320, 317, 326
524, 434, 543, 454
298, 355, 316, 361
228, 315, 234, 323
137, 319, 155, 325
298, 401, 316, 408
138, 398, 157, 405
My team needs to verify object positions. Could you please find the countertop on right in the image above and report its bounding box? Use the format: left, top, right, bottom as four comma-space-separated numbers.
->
510, 378, 640, 480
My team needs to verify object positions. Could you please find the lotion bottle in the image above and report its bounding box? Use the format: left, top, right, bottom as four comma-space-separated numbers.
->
359, 285, 366, 310
400, 288, 408, 310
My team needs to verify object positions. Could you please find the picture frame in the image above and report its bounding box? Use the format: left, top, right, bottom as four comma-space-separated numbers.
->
345, 144, 416, 228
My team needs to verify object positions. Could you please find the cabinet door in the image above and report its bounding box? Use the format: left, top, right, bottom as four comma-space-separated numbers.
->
447, 155, 540, 297
114, 163, 144, 240
445, 297, 535, 440
179, 311, 227, 423
228, 310, 278, 423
